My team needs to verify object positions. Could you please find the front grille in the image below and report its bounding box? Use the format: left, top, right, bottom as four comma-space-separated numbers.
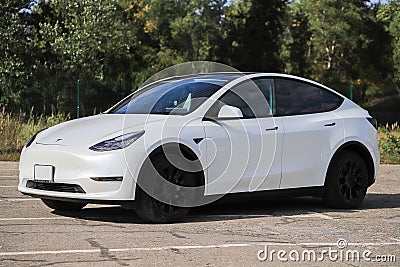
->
26, 180, 86, 193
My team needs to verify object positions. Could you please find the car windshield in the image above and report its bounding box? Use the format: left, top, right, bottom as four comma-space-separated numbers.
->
109, 77, 236, 115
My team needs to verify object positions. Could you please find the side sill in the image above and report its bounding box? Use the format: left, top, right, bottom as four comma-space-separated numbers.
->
214, 186, 324, 204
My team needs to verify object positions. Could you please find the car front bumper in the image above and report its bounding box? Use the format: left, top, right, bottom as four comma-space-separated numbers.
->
18, 144, 144, 202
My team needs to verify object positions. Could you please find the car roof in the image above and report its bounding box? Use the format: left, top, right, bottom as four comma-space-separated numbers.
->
142, 72, 249, 87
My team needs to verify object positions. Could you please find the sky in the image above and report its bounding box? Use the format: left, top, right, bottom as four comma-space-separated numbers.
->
370, 0, 388, 3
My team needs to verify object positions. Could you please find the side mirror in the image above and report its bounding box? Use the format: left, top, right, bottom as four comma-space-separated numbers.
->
218, 105, 243, 119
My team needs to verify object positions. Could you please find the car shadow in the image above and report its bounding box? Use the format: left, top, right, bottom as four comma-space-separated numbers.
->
51, 193, 400, 224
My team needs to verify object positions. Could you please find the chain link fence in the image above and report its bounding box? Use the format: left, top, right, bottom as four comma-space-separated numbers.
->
1, 79, 399, 124
330, 82, 400, 125
0, 79, 134, 118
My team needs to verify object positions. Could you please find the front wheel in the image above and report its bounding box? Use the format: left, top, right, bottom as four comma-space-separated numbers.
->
323, 151, 369, 209
41, 199, 87, 211
135, 151, 202, 223
135, 188, 190, 223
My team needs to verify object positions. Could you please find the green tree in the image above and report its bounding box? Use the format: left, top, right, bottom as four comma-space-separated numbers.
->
137, 0, 227, 72
220, 0, 287, 72
300, 0, 372, 83
22, 0, 145, 115
378, 0, 400, 84
0, 0, 31, 109
356, 3, 393, 86
35, 0, 138, 81
281, 2, 312, 76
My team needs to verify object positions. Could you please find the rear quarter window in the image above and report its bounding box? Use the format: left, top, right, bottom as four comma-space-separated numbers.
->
275, 78, 343, 116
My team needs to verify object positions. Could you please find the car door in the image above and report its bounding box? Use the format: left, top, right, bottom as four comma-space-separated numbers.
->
202, 78, 283, 195
275, 78, 344, 189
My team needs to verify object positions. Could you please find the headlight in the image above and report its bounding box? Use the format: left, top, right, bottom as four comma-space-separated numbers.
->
26, 128, 47, 148
89, 130, 145, 152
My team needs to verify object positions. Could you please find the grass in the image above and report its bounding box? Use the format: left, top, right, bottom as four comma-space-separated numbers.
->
0, 108, 69, 161
379, 122, 400, 164
1, 110, 399, 164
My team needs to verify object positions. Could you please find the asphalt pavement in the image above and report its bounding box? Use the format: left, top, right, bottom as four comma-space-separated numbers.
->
0, 162, 399, 266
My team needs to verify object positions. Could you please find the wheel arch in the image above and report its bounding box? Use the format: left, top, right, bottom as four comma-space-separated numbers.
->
138, 142, 206, 187
328, 141, 376, 187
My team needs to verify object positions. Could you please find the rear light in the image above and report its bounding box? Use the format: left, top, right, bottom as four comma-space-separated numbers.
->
367, 117, 378, 130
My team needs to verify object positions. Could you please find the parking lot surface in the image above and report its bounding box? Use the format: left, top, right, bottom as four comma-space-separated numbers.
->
0, 162, 399, 266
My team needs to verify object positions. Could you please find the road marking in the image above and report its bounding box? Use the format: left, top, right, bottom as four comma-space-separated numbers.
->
283, 212, 333, 220
0, 216, 129, 221
1, 241, 399, 257
0, 198, 40, 202
0, 176, 18, 178
0, 217, 69, 221
0, 186, 16, 188
198, 214, 273, 218
368, 191, 398, 195
305, 212, 333, 219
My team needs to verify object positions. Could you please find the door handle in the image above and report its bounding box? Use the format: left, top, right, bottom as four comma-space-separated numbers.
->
324, 122, 336, 127
266, 126, 279, 131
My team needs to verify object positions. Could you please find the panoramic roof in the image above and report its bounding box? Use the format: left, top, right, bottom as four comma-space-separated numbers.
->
156, 72, 253, 82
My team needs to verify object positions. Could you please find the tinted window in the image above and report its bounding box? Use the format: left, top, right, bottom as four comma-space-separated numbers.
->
207, 80, 272, 119
276, 79, 342, 116
110, 79, 227, 115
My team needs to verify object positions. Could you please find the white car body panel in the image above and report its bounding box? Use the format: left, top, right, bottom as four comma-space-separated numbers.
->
333, 99, 380, 177
279, 111, 344, 189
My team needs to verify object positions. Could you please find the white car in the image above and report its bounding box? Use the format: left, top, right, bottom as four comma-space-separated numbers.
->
18, 73, 379, 223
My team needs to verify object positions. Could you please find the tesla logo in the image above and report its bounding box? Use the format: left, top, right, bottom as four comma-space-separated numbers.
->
55, 138, 63, 143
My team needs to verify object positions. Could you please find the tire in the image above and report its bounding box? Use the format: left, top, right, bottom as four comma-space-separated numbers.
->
41, 199, 87, 211
135, 151, 202, 223
323, 151, 369, 209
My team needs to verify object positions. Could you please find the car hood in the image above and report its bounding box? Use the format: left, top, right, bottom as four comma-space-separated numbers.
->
35, 114, 166, 147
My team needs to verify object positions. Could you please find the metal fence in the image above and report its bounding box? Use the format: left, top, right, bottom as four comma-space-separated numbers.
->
1, 79, 399, 125
1, 79, 134, 118
330, 82, 400, 125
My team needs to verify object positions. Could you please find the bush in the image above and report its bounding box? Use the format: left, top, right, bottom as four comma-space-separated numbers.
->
379, 123, 400, 164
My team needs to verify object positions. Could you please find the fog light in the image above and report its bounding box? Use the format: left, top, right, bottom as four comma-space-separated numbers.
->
90, 177, 123, 182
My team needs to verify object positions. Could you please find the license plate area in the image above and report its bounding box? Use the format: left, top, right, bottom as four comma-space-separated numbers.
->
34, 165, 55, 183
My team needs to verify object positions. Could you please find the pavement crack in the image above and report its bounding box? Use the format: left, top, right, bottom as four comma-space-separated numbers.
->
168, 231, 187, 239
170, 248, 182, 254
28, 258, 141, 267
275, 217, 298, 226
1, 258, 46, 263
86, 238, 128, 266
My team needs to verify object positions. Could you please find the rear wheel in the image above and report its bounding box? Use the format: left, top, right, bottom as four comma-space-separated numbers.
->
323, 151, 369, 208
41, 199, 87, 211
135, 151, 202, 223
